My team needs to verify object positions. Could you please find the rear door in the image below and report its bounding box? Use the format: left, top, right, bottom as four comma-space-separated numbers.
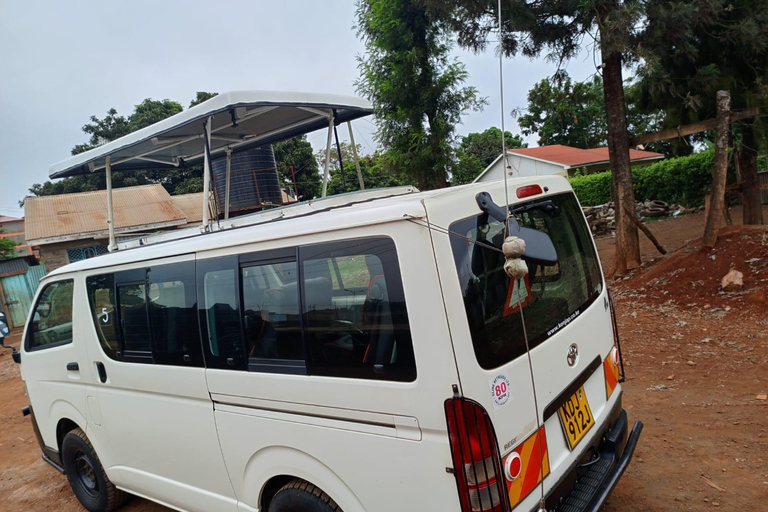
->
427, 177, 617, 510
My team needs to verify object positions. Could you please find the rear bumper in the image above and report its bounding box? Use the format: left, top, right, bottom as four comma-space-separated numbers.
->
544, 407, 643, 512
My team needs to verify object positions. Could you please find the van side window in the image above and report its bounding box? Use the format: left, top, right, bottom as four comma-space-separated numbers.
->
300, 237, 416, 381
242, 260, 305, 373
86, 274, 119, 358
198, 256, 245, 370
27, 280, 74, 351
147, 261, 202, 366
86, 262, 203, 366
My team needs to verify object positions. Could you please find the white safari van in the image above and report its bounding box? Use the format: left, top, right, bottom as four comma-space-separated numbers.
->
17, 176, 642, 512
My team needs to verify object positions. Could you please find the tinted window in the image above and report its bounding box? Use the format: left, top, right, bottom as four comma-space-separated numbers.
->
118, 282, 151, 354
147, 262, 201, 365
300, 237, 416, 381
242, 261, 304, 366
86, 274, 119, 358
86, 262, 203, 366
28, 280, 74, 350
198, 257, 244, 369
450, 192, 603, 370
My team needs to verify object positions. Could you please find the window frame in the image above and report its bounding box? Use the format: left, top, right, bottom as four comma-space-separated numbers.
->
298, 236, 417, 382
239, 247, 307, 376
85, 261, 205, 367
25, 279, 75, 352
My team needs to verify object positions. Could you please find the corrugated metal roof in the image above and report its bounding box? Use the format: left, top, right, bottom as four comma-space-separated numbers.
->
168, 193, 207, 224
0, 255, 38, 276
508, 145, 664, 167
0, 215, 23, 223
25, 184, 188, 244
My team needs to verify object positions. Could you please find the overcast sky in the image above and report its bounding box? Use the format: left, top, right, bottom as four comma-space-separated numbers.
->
0, 0, 596, 218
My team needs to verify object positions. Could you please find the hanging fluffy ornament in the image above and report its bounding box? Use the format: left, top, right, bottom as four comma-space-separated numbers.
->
504, 258, 528, 279
502, 235, 528, 279
502, 236, 526, 259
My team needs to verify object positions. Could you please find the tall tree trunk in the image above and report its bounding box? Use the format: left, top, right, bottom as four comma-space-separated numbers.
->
739, 121, 764, 225
703, 91, 730, 248
601, 51, 641, 275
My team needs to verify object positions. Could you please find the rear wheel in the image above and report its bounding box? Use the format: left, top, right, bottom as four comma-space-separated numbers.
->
61, 427, 129, 512
268, 479, 341, 512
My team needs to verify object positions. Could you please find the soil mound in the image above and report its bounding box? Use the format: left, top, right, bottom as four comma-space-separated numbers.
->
616, 225, 768, 309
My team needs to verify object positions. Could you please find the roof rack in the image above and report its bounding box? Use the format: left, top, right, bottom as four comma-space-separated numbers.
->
48, 91, 375, 252
116, 186, 419, 250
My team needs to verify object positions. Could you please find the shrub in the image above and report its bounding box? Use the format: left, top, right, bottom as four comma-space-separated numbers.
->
570, 150, 715, 207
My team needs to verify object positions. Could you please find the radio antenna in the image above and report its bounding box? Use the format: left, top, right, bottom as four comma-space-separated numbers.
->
496, 2, 547, 511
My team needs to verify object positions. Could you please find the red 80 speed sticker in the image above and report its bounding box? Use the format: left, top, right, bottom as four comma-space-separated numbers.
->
489, 374, 511, 410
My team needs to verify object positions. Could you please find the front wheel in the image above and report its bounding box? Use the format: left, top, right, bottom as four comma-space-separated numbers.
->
61, 427, 129, 512
269, 479, 341, 512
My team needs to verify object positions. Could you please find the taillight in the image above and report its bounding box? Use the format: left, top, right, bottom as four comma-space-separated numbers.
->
607, 290, 626, 383
445, 397, 508, 512
516, 184, 543, 199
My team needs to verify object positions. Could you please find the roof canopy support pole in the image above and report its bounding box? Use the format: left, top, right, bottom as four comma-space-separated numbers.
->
201, 116, 212, 231
321, 117, 335, 197
105, 156, 117, 252
347, 121, 365, 190
224, 148, 232, 220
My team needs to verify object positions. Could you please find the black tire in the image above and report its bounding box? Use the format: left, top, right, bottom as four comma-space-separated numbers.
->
642, 207, 667, 217
269, 479, 341, 512
649, 200, 669, 209
61, 428, 129, 512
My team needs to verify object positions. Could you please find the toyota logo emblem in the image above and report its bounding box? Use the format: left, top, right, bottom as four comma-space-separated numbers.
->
567, 344, 579, 367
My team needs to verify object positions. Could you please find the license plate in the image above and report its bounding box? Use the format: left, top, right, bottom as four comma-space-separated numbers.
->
557, 386, 595, 450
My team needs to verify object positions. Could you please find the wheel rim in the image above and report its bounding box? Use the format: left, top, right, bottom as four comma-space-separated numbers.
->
74, 451, 99, 498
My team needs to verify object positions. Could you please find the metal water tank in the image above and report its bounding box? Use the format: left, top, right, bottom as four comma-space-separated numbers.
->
211, 145, 283, 215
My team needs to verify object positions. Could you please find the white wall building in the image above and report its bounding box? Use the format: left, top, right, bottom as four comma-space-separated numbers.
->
474, 144, 664, 183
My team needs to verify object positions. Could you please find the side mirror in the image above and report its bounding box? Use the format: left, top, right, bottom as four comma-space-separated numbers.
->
475, 192, 558, 266
0, 337, 20, 364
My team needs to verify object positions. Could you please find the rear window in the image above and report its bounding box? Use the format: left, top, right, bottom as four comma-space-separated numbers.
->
450, 192, 602, 370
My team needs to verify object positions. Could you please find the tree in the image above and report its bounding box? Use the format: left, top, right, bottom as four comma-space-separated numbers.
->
637, 0, 768, 225
0, 232, 19, 260
519, 75, 670, 154
519, 76, 608, 148
452, 127, 526, 185
189, 91, 218, 108
433, 0, 644, 274
355, 0, 485, 190
318, 142, 410, 195
274, 135, 322, 201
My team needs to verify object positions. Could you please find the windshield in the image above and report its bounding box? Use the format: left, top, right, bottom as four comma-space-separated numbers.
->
450, 192, 603, 370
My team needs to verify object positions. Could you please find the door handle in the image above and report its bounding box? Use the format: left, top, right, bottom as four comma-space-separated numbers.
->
96, 362, 107, 383
66, 362, 79, 371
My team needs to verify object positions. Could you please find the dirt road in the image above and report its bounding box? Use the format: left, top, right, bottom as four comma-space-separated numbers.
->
1, 215, 766, 512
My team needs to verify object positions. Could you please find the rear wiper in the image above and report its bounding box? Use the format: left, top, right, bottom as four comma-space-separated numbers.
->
510, 199, 559, 217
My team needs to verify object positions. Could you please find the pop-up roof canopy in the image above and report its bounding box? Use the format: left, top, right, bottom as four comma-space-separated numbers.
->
49, 91, 373, 178
47, 91, 374, 251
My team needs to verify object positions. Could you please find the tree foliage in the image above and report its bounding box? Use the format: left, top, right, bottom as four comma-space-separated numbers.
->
274, 135, 322, 201
0, 232, 19, 260
519, 75, 669, 153
355, 0, 485, 190
452, 127, 526, 185
519, 76, 608, 149
637, 0, 768, 224
318, 142, 410, 195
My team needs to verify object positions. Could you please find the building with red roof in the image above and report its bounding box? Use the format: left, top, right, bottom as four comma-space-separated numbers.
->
474, 144, 665, 183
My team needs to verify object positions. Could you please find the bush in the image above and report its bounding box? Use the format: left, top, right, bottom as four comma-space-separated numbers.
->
570, 150, 715, 207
